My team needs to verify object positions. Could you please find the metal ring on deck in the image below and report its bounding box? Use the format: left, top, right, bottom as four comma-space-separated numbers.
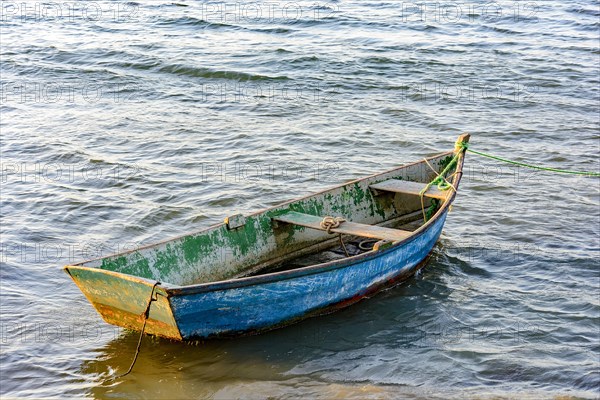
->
358, 239, 379, 251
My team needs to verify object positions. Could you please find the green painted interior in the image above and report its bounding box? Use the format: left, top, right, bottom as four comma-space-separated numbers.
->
83, 152, 454, 286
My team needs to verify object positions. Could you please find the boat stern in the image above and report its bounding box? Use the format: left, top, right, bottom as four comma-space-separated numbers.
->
64, 266, 182, 340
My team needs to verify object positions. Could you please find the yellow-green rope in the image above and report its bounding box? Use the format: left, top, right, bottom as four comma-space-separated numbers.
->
419, 143, 466, 222
419, 138, 599, 222
462, 143, 600, 177
420, 149, 462, 195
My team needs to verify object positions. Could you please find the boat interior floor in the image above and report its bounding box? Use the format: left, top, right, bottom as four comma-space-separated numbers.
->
245, 214, 424, 277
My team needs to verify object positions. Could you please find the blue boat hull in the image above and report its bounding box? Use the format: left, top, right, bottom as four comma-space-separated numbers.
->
169, 211, 448, 339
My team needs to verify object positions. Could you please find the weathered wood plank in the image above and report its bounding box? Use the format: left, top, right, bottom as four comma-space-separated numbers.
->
369, 179, 448, 200
273, 211, 412, 242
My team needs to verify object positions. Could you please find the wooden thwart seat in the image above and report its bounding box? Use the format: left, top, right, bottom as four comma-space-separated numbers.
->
273, 211, 411, 242
369, 179, 448, 200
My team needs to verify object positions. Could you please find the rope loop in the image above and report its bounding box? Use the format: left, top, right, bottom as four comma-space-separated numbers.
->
320, 216, 345, 234
456, 140, 469, 152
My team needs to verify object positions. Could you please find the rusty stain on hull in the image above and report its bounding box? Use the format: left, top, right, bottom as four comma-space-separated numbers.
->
94, 303, 182, 340
65, 265, 182, 340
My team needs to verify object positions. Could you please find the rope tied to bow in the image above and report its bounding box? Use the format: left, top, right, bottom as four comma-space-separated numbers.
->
320, 216, 345, 234
417, 133, 599, 222
419, 137, 467, 222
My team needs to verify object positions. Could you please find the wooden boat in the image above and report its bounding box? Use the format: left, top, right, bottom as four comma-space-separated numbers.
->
64, 134, 470, 341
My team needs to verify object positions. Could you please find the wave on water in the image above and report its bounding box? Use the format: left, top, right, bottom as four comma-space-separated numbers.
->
157, 64, 290, 81
153, 16, 239, 30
